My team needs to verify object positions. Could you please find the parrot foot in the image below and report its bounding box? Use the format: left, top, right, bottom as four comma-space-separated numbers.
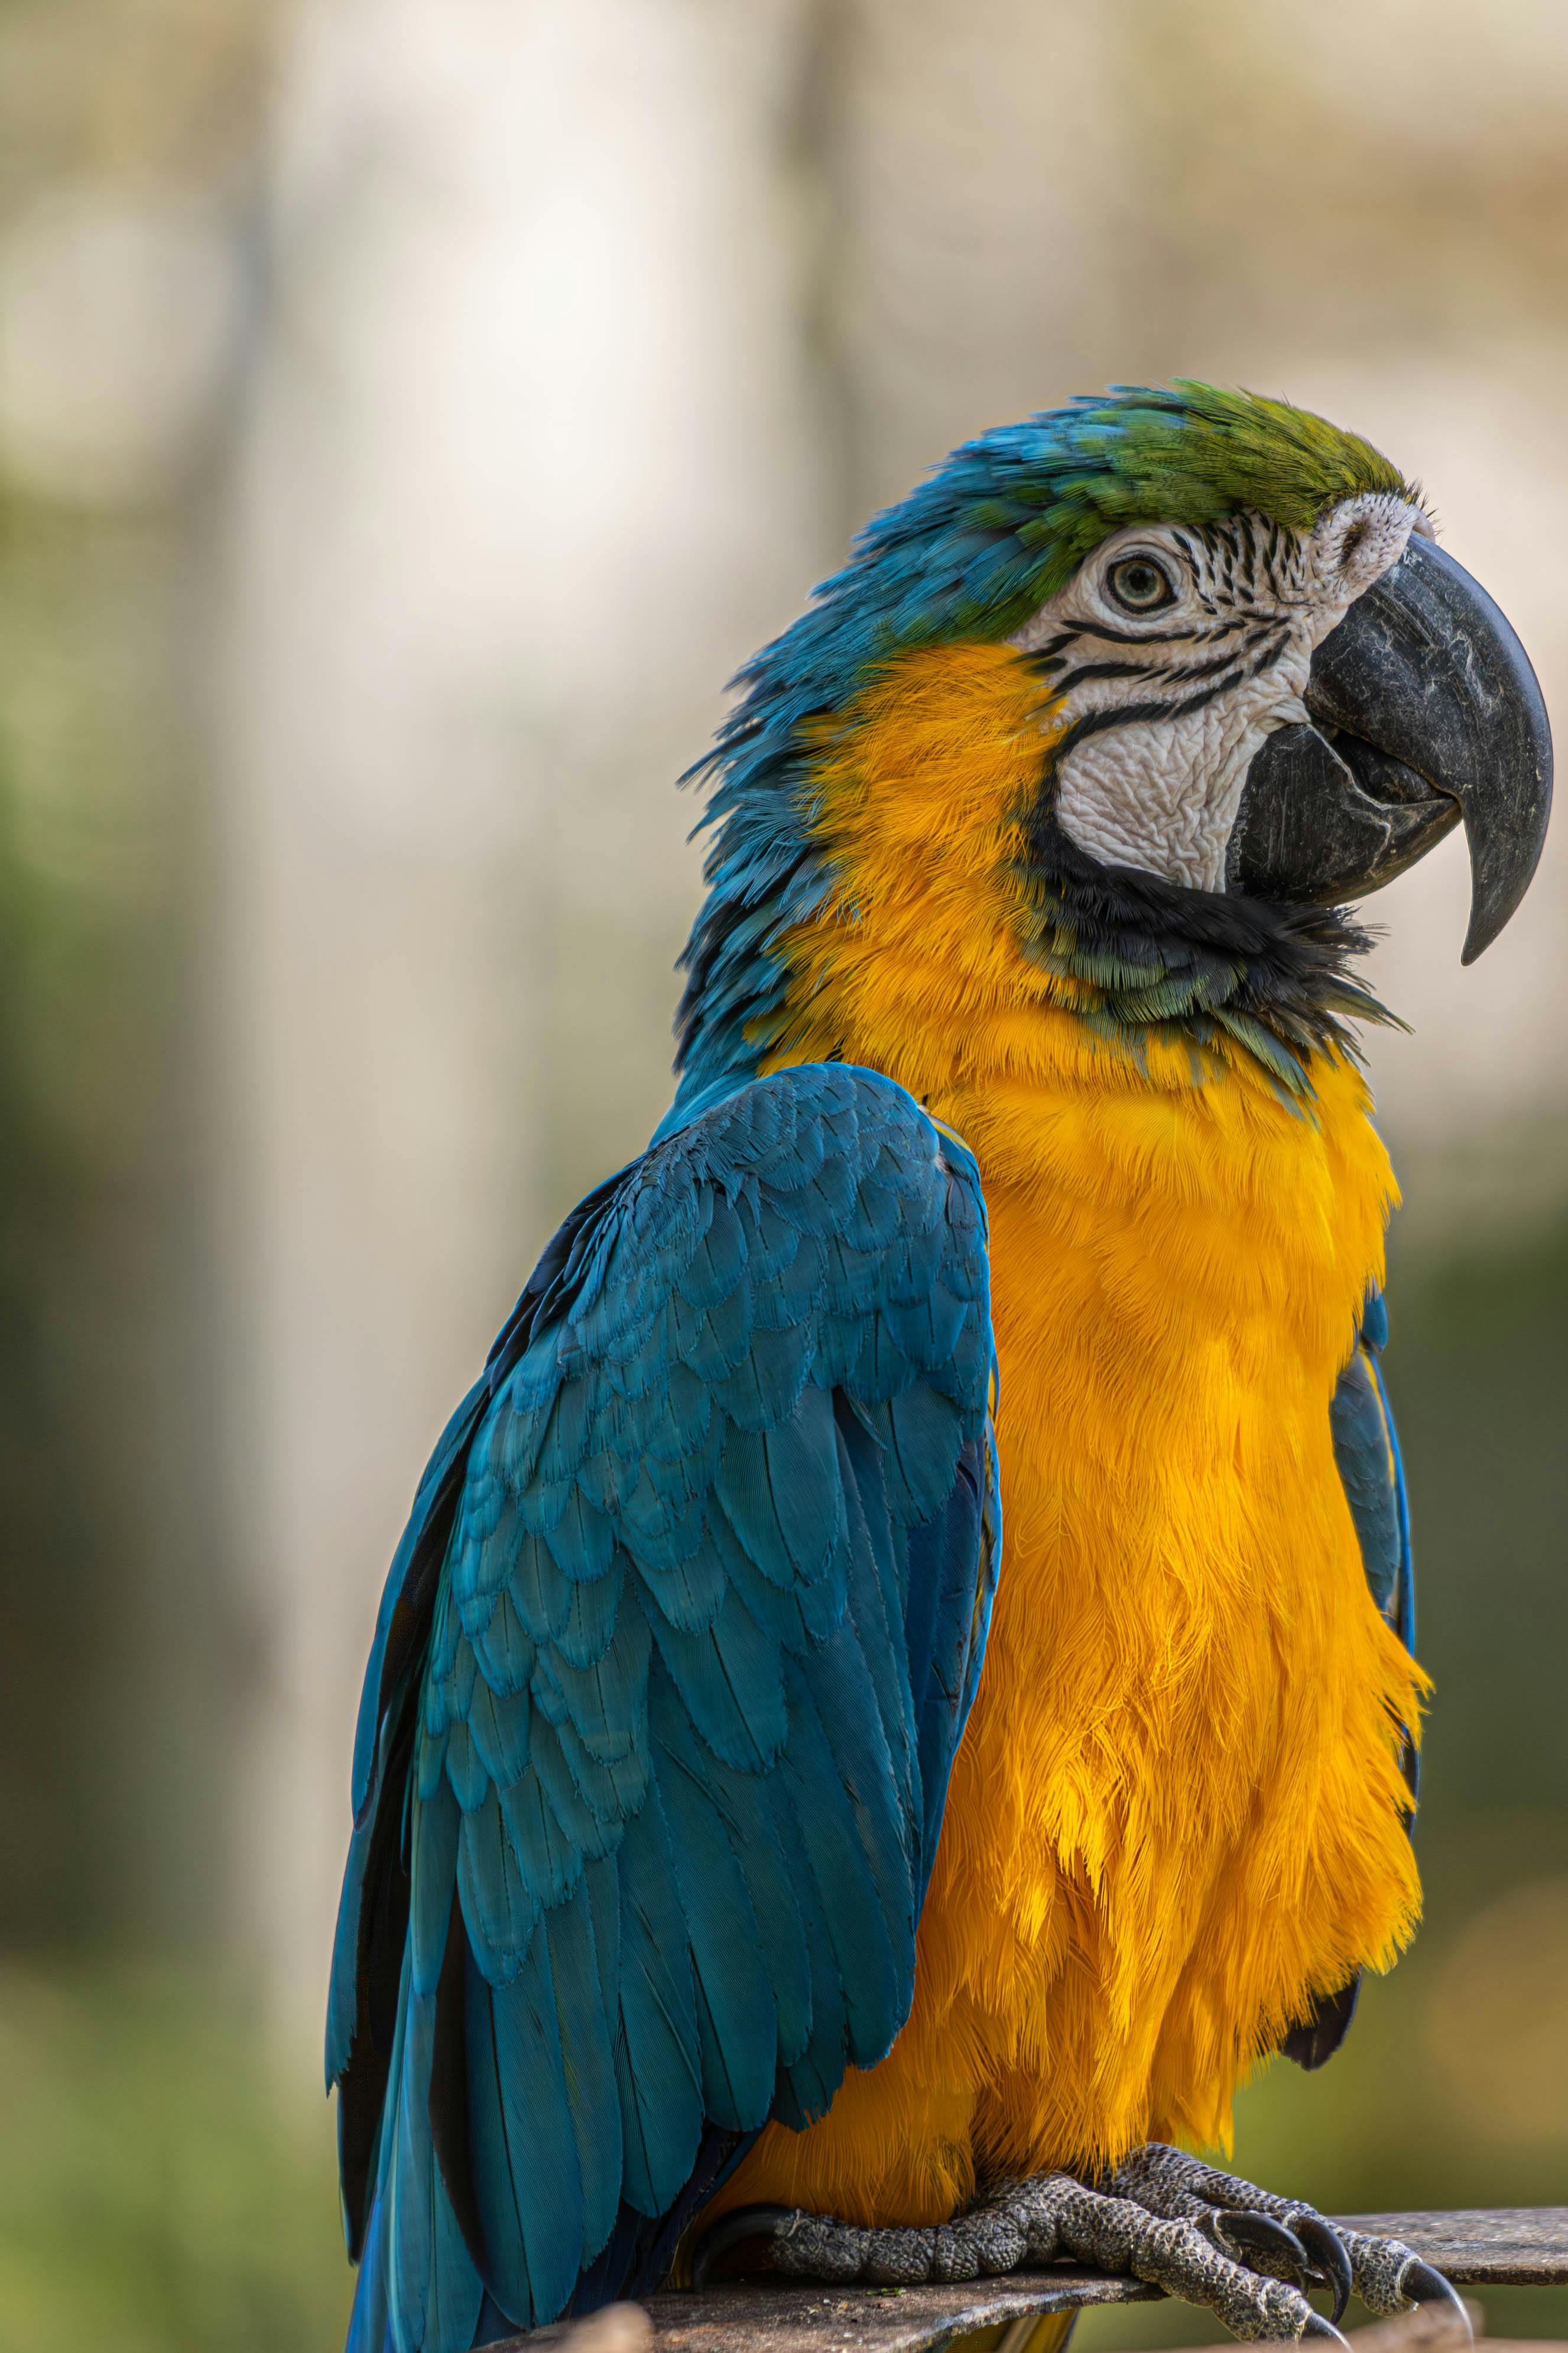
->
1105, 2145, 1472, 2338
690, 2145, 1470, 2346
692, 2173, 1330, 2339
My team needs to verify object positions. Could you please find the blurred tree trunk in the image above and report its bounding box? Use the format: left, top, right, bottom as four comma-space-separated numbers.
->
825, 0, 1124, 517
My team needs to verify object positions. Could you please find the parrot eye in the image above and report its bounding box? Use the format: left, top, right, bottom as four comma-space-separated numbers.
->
1106, 555, 1177, 614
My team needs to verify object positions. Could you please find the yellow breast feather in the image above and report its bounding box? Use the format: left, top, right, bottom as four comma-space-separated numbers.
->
704, 642, 1425, 2230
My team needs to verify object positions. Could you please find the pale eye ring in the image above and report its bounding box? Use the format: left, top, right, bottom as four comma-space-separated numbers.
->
1106, 555, 1177, 614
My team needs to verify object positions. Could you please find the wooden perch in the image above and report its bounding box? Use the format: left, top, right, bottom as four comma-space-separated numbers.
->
501, 2210, 1568, 2353
1340, 2212, 1568, 2289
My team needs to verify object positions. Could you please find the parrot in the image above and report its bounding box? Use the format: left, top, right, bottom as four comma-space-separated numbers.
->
327, 384, 1553, 2353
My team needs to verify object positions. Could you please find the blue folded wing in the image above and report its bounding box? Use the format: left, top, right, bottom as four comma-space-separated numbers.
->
1330, 1284, 1414, 1654
1284, 1284, 1416, 2075
327, 1064, 999, 2351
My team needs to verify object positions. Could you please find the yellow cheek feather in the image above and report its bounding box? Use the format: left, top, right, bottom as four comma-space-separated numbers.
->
706, 640, 1426, 2229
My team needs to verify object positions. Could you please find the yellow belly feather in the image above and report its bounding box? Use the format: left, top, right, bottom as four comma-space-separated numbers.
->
707, 643, 1425, 2228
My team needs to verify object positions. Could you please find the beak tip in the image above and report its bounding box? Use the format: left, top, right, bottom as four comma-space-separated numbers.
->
1460, 894, 1492, 964
1462, 893, 1520, 965
1459, 763, 1553, 966
1460, 866, 1541, 964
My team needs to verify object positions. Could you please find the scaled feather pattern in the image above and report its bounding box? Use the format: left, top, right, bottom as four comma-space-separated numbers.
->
329, 1065, 1000, 2348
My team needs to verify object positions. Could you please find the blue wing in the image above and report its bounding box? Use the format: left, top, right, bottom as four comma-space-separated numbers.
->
1329, 1285, 1414, 1655
327, 1065, 1000, 2352
1282, 1284, 1415, 2073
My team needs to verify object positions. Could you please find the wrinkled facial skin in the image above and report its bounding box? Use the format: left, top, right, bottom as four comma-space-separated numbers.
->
1008, 493, 1424, 894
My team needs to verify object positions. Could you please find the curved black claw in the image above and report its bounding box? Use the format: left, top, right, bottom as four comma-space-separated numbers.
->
1294, 2216, 1353, 2326
690, 2204, 796, 2289
1215, 2209, 1313, 2286
1301, 2313, 1352, 2347
1402, 2260, 1473, 2339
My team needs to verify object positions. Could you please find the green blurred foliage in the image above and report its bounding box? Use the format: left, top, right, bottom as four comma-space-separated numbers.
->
0, 1964, 351, 2353
0, 370, 332, 2353
1391, 1218, 1568, 1822
0, 498, 222, 1948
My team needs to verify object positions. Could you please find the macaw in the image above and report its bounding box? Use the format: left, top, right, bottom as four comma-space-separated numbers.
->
328, 385, 1552, 2353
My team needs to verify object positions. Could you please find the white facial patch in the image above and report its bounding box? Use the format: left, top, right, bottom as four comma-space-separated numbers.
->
1007, 492, 1425, 894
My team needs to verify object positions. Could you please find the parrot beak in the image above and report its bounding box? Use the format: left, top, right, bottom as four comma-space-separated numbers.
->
1227, 536, 1553, 962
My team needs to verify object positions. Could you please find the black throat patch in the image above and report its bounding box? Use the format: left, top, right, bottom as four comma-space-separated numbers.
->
1014, 802, 1398, 1100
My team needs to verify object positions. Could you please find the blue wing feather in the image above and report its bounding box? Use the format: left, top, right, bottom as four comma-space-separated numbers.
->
1372, 1348, 1415, 1655
331, 1064, 998, 2348
1330, 1284, 1414, 1648
1287, 1285, 1417, 2077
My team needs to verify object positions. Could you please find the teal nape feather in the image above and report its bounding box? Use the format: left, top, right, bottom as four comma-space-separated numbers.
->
668, 382, 1411, 1128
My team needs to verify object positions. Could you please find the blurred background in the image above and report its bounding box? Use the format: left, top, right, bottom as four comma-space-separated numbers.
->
0, 2, 1565, 2346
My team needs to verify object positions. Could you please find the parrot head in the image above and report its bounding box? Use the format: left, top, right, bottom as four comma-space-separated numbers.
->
671, 384, 1551, 1117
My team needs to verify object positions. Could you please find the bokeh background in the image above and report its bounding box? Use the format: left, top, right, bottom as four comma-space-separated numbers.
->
0, 3, 1565, 2348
